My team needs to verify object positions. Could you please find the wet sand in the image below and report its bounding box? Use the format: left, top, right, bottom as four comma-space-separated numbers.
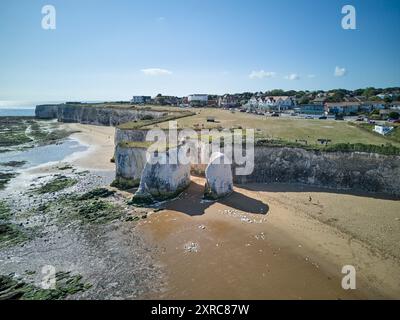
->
138, 177, 400, 299
22, 123, 115, 176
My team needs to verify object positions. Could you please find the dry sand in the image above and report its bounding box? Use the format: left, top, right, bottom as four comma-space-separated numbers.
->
138, 178, 400, 299
61, 123, 116, 171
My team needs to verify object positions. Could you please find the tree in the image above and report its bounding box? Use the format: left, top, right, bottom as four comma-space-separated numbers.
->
369, 96, 382, 101
299, 96, 310, 105
285, 90, 297, 96
269, 89, 285, 96
388, 112, 399, 120
384, 96, 393, 103
354, 89, 364, 96
326, 92, 345, 103
363, 87, 377, 98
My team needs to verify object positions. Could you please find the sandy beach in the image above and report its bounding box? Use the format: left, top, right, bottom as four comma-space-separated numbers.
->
61, 124, 400, 299
2, 123, 398, 300
62, 123, 116, 171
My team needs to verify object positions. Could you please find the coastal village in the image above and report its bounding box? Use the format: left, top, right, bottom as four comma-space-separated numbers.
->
128, 88, 400, 136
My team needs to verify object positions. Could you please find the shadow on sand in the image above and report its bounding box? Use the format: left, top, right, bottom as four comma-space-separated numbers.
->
165, 180, 269, 217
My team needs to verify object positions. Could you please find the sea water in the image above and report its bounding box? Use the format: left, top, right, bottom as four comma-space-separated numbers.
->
0, 108, 36, 117
0, 140, 88, 169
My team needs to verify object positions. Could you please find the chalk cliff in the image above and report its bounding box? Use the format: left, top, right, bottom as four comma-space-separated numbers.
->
35, 104, 166, 126
233, 147, 400, 196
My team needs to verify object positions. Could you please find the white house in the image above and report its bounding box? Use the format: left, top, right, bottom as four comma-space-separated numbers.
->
246, 96, 259, 109
374, 125, 394, 135
246, 95, 295, 111
261, 96, 296, 111
376, 93, 393, 100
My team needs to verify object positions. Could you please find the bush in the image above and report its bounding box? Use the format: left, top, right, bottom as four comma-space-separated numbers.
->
140, 114, 155, 121
324, 142, 400, 155
388, 112, 399, 120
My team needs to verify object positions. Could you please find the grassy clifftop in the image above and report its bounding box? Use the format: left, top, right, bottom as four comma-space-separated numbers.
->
117, 110, 195, 130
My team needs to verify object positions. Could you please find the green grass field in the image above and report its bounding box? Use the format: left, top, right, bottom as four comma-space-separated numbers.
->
144, 108, 400, 148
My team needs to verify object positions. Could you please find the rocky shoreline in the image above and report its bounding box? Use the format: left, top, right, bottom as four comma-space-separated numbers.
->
0, 120, 165, 300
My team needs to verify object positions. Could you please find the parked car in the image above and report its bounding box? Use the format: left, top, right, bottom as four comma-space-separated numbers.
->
271, 113, 280, 117
318, 116, 327, 120
304, 115, 314, 119
290, 113, 298, 116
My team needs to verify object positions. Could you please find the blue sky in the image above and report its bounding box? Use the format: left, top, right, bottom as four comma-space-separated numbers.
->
0, 0, 399, 101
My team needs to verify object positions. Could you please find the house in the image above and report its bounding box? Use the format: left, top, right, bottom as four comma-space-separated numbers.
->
376, 93, 393, 100
246, 96, 259, 110
207, 99, 218, 107
326, 102, 360, 115
374, 125, 394, 135
263, 96, 296, 111
389, 101, 400, 110
354, 95, 367, 102
311, 97, 326, 105
344, 97, 363, 103
359, 101, 386, 113
131, 96, 151, 104
246, 95, 296, 112
154, 95, 179, 105
379, 109, 392, 119
298, 104, 326, 115
188, 94, 208, 107
217, 94, 239, 108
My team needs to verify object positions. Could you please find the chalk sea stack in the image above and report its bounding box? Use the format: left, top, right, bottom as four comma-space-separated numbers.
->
204, 152, 233, 200
131, 148, 191, 204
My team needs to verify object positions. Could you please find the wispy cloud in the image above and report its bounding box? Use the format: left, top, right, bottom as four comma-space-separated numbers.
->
334, 66, 347, 77
284, 73, 300, 80
157, 17, 166, 22
249, 70, 276, 79
141, 68, 172, 76
307, 74, 316, 78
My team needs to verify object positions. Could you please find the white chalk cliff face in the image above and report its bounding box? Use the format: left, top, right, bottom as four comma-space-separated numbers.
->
204, 152, 233, 199
133, 148, 191, 203
115, 145, 147, 187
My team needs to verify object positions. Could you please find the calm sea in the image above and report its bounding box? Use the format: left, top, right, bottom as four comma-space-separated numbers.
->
0, 100, 65, 117
0, 100, 106, 117
0, 108, 35, 117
